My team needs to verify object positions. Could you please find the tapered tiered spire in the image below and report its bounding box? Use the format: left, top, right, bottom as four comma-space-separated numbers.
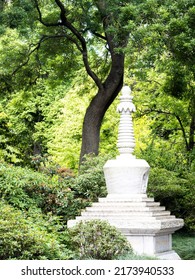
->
117, 86, 136, 157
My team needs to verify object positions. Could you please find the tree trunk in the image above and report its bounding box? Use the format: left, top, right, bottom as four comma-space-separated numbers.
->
187, 96, 195, 152
80, 53, 125, 163
188, 114, 195, 152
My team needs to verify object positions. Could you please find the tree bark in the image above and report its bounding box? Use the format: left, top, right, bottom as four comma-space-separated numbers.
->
188, 113, 195, 152
186, 96, 195, 152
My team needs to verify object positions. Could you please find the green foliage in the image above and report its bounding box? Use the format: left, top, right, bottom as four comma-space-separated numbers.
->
0, 155, 109, 223
47, 79, 92, 169
0, 156, 195, 259
69, 220, 132, 260
1, 0, 36, 31
132, 67, 195, 170
148, 167, 195, 232
0, 162, 88, 222
126, 0, 195, 168
0, 201, 73, 260
181, 172, 195, 232
0, 0, 194, 171
173, 233, 195, 260
148, 167, 186, 213
47, 79, 119, 168
73, 154, 108, 200
0, 82, 67, 165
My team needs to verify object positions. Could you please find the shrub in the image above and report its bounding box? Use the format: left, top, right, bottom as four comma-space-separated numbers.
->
0, 162, 89, 222
69, 220, 132, 259
148, 167, 186, 214
72, 154, 108, 201
148, 167, 195, 232
180, 172, 195, 232
0, 201, 73, 259
0, 155, 109, 224
0, 162, 57, 210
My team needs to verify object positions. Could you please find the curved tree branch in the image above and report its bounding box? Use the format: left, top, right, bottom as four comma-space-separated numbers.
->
34, 0, 103, 89
11, 35, 66, 76
54, 0, 103, 90
34, 0, 60, 27
92, 31, 107, 41
138, 108, 190, 152
175, 115, 189, 151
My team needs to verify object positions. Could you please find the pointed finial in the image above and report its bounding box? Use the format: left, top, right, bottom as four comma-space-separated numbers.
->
122, 85, 131, 96
117, 86, 136, 113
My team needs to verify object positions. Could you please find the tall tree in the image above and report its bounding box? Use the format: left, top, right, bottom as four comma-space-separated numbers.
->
0, 0, 136, 162
33, 0, 131, 162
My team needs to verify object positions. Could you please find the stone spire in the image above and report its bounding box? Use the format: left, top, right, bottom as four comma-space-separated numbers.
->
117, 85, 136, 158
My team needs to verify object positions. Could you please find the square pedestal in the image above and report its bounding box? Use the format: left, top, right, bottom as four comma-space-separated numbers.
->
125, 234, 172, 255
124, 233, 180, 259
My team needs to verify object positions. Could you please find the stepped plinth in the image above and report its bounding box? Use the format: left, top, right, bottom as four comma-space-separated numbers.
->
68, 86, 184, 259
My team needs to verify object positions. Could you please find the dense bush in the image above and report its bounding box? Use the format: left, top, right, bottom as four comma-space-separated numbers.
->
0, 162, 89, 222
69, 220, 132, 259
0, 155, 109, 223
0, 201, 73, 260
71, 154, 108, 200
148, 167, 195, 232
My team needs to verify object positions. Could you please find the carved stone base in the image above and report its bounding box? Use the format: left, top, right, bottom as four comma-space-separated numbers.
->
67, 194, 184, 259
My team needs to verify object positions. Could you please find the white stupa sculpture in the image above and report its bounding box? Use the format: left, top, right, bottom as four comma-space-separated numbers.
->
68, 86, 184, 259
104, 85, 150, 196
